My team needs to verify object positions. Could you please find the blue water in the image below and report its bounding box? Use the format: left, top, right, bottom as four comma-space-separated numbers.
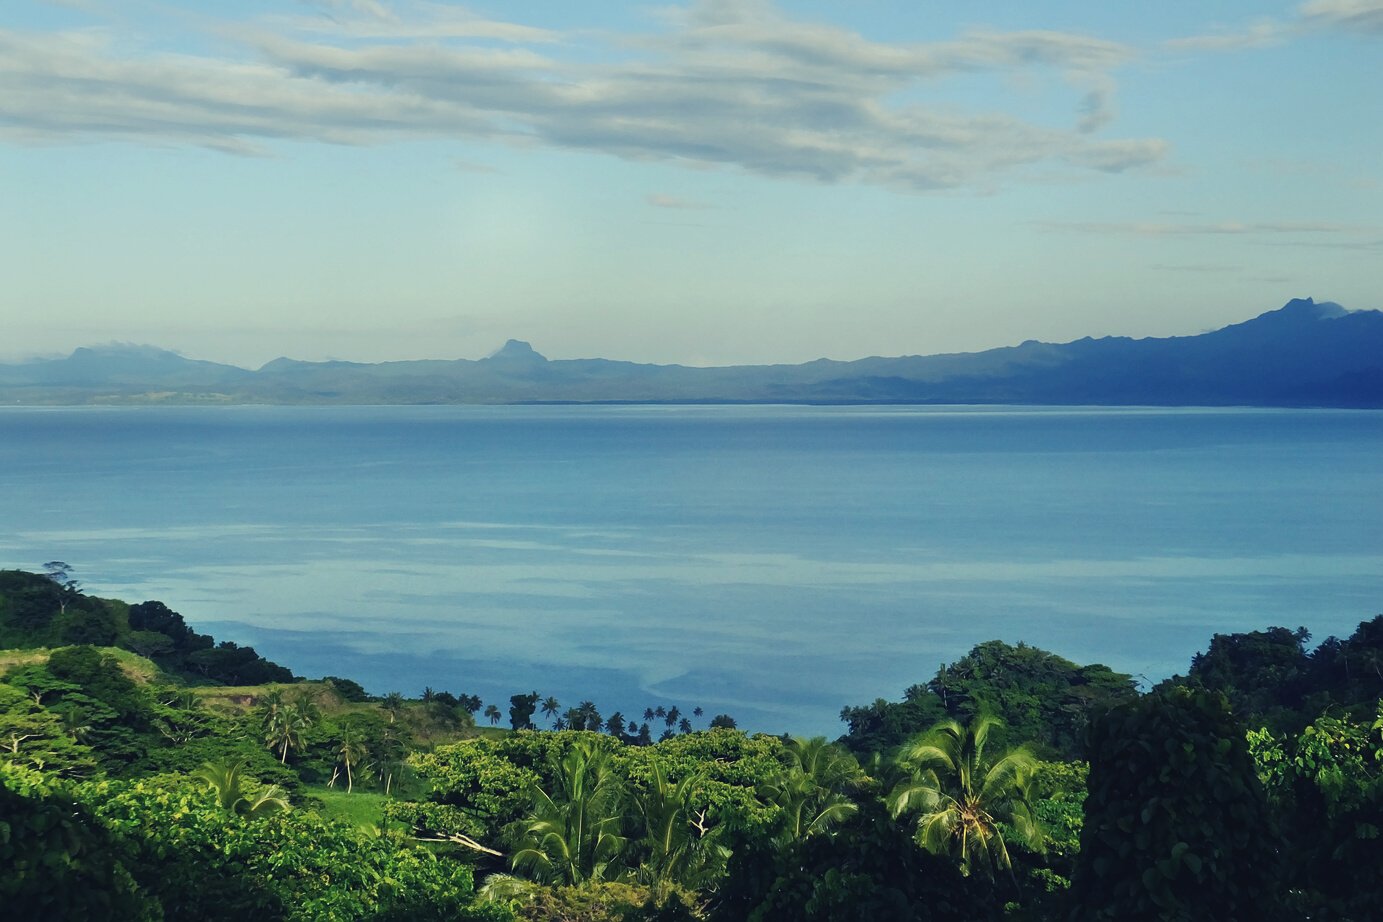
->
1, 405, 1380, 734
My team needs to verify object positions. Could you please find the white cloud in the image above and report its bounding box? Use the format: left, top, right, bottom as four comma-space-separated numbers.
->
1163, 20, 1288, 52
1163, 0, 1383, 52
647, 194, 712, 209
0, 2, 1165, 191
1037, 220, 1376, 236
1299, 0, 1383, 33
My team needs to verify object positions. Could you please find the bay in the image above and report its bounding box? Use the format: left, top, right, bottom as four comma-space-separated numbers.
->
1, 404, 1379, 734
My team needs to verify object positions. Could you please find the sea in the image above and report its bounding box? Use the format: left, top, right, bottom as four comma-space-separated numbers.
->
1, 404, 1379, 735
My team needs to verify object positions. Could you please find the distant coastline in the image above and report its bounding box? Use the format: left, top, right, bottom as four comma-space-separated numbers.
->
3, 298, 1380, 408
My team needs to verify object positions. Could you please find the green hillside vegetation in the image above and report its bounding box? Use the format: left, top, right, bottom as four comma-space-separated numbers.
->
2, 567, 1381, 920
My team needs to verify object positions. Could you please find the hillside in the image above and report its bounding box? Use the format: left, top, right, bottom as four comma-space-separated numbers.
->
3, 566, 1382, 918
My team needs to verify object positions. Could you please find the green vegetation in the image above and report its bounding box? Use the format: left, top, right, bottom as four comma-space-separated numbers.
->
887, 714, 1041, 882
3, 566, 1381, 919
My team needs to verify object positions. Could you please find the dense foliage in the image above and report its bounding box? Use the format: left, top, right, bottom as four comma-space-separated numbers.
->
0, 567, 292, 685
1068, 687, 1283, 920
3, 569, 1381, 919
1161, 616, 1383, 732
840, 640, 1138, 759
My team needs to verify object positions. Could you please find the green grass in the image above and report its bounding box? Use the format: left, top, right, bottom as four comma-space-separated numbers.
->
307, 786, 390, 829
0, 645, 163, 684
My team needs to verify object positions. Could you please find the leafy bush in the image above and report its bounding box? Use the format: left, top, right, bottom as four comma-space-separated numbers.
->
1068, 687, 1284, 921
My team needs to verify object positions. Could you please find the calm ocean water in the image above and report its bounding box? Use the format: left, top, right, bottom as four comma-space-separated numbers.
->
2, 405, 1380, 734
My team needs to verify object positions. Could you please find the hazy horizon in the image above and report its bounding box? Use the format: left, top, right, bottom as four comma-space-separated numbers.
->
0, 295, 1361, 370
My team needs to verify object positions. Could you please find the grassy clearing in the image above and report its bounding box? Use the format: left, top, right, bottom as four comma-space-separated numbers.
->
0, 646, 162, 684
0, 647, 50, 671
306, 786, 390, 828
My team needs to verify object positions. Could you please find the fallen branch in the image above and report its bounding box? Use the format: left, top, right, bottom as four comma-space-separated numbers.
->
414, 833, 504, 857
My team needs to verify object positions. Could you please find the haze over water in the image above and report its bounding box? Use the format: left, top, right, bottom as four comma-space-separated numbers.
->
2, 404, 1379, 734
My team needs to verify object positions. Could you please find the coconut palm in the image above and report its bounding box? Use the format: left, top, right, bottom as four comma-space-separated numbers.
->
541, 696, 561, 726
193, 761, 289, 817
759, 736, 864, 842
632, 761, 728, 889
260, 690, 317, 763
484, 704, 502, 725
336, 727, 370, 794
574, 700, 602, 732
511, 738, 627, 885
381, 691, 406, 724
376, 725, 407, 796
887, 713, 1043, 879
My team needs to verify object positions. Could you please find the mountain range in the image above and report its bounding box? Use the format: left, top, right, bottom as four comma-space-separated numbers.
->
3, 298, 1380, 407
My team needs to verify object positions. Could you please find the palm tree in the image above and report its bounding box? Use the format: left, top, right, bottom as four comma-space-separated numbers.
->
376, 725, 407, 796
336, 727, 370, 794
887, 713, 1043, 879
484, 704, 502, 726
759, 736, 863, 842
193, 761, 289, 817
259, 690, 317, 763
678, 717, 692, 735
632, 761, 728, 889
382, 691, 406, 724
541, 696, 561, 726
511, 738, 627, 885
643, 707, 656, 722
665, 706, 680, 729
606, 712, 627, 739
574, 700, 602, 732
692, 706, 703, 718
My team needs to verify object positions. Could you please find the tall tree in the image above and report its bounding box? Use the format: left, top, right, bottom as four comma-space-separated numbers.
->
509, 692, 539, 731
41, 561, 80, 614
259, 690, 317, 764
887, 714, 1042, 880
572, 700, 602, 733
540, 696, 561, 727
336, 728, 369, 794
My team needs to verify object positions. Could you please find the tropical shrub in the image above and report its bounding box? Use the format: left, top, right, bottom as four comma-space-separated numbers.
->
1068, 687, 1284, 921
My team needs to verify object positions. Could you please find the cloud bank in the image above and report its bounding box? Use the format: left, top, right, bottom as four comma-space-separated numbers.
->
0, 0, 1168, 191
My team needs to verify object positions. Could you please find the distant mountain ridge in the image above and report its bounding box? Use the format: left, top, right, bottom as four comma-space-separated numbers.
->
3, 298, 1380, 407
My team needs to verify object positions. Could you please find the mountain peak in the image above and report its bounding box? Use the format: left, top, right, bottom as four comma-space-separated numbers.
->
1272, 297, 1349, 321
71, 342, 184, 361
486, 339, 547, 362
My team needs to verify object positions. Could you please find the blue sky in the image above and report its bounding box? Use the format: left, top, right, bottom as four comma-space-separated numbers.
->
3, 0, 1380, 367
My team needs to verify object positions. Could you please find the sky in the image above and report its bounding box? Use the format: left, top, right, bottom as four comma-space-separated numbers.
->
2, 0, 1380, 368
